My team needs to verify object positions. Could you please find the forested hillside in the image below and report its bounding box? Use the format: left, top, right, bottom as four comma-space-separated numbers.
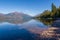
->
36, 3, 60, 19
35, 3, 60, 25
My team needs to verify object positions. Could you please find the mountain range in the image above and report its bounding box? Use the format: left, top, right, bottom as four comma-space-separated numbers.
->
0, 12, 32, 24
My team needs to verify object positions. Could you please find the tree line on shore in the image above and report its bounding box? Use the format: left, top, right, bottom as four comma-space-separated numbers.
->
36, 3, 60, 19
35, 3, 60, 25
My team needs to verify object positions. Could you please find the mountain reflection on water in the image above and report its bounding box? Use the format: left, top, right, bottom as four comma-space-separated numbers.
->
0, 19, 60, 40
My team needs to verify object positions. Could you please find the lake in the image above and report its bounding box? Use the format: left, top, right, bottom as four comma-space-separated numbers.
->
0, 19, 60, 40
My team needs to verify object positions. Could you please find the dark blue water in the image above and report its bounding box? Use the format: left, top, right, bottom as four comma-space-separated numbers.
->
0, 20, 48, 40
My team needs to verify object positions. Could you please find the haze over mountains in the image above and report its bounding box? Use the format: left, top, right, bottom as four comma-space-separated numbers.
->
0, 12, 32, 24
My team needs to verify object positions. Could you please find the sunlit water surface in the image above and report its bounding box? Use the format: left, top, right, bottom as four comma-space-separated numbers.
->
0, 19, 58, 40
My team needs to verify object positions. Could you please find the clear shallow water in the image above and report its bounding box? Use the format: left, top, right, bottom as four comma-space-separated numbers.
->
0, 20, 49, 40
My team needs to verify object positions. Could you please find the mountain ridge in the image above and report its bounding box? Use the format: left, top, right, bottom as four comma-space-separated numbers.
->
0, 12, 32, 24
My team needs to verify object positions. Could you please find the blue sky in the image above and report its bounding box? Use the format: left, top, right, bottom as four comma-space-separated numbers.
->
0, 0, 60, 16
